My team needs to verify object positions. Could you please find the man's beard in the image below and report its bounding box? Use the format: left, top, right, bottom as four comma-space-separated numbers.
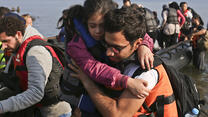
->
10, 37, 21, 53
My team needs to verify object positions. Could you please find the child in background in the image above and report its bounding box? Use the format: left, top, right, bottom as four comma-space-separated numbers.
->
22, 13, 33, 26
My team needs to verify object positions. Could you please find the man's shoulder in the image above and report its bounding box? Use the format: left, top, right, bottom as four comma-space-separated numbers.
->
27, 46, 51, 57
123, 62, 141, 77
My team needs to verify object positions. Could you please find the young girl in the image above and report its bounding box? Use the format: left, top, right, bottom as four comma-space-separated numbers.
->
59, 0, 154, 115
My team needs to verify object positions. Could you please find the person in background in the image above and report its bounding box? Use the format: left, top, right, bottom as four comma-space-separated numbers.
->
69, 6, 178, 117
190, 15, 207, 71
0, 14, 71, 117
135, 4, 160, 51
0, 7, 10, 19
22, 13, 33, 27
123, 0, 131, 7
153, 11, 160, 26
159, 4, 169, 49
11, 6, 20, 13
179, 2, 193, 41
161, 1, 185, 47
152, 10, 163, 50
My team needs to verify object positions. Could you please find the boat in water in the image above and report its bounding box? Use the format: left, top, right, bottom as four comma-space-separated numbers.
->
156, 41, 193, 70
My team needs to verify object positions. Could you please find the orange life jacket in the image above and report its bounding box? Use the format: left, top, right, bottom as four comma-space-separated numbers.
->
133, 64, 178, 117
103, 62, 178, 117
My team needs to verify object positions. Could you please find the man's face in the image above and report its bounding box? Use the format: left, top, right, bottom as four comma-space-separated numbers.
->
0, 32, 21, 52
105, 31, 138, 63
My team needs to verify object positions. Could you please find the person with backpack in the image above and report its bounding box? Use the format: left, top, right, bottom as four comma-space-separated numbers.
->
69, 6, 178, 117
0, 14, 71, 117
179, 2, 193, 41
189, 15, 207, 71
159, 4, 169, 49
137, 5, 159, 46
161, 2, 185, 47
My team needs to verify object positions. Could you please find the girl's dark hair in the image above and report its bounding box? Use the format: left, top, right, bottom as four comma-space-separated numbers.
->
104, 6, 146, 43
57, 0, 117, 42
57, 5, 84, 42
83, 0, 117, 23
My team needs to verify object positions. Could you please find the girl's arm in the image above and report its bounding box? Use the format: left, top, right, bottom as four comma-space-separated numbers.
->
138, 33, 154, 70
68, 35, 151, 97
67, 36, 128, 88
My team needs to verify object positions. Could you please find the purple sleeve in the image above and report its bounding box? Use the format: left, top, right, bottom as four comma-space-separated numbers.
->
141, 33, 154, 51
67, 36, 128, 88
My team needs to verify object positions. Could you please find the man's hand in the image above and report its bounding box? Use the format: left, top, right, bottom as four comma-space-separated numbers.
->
68, 59, 89, 81
127, 78, 150, 99
137, 45, 154, 70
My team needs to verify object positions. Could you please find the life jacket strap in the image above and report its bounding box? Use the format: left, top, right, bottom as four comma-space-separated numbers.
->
139, 93, 175, 117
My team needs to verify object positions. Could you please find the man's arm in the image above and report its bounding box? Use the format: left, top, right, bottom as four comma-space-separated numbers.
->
190, 28, 206, 40
69, 63, 161, 117
70, 66, 145, 117
192, 29, 206, 37
0, 46, 52, 113
83, 79, 145, 117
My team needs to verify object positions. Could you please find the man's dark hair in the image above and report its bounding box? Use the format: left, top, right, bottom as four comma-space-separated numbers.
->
0, 7, 10, 19
104, 7, 146, 43
0, 15, 25, 36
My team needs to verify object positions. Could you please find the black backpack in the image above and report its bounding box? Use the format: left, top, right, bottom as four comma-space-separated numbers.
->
155, 56, 203, 116
135, 56, 203, 117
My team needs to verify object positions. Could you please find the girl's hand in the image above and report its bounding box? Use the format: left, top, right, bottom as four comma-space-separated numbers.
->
137, 45, 154, 70
127, 78, 150, 99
